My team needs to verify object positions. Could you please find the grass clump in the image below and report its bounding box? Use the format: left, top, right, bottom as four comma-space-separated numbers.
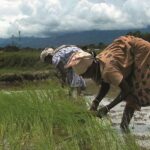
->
0, 82, 140, 150
0, 51, 52, 73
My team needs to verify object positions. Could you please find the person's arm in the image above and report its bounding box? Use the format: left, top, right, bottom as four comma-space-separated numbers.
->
97, 79, 131, 117
107, 79, 131, 110
56, 61, 67, 87
90, 81, 110, 111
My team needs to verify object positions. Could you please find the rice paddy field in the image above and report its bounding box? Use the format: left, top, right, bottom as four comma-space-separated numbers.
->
0, 50, 149, 149
0, 80, 141, 150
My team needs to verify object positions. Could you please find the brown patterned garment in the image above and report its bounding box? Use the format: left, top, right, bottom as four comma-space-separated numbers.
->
96, 35, 150, 109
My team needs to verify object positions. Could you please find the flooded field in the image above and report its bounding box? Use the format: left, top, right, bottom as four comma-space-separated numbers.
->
85, 79, 150, 149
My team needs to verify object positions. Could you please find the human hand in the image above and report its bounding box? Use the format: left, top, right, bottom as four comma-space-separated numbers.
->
97, 106, 109, 118
90, 100, 99, 111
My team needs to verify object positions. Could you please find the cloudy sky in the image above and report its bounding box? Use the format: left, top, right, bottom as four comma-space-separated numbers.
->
1, 0, 150, 38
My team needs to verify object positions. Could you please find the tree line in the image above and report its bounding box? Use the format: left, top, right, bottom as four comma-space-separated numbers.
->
0, 31, 150, 51
126, 31, 150, 42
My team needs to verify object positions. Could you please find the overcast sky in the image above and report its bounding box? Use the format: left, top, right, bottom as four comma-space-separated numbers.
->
1, 0, 150, 38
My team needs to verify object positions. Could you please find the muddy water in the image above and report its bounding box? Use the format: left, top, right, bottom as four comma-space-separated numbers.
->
84, 79, 150, 149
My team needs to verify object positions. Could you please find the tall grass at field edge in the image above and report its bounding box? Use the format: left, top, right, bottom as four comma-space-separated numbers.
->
0, 84, 140, 150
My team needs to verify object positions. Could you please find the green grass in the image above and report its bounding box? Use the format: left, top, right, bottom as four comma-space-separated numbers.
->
0, 51, 51, 74
0, 51, 56, 82
0, 81, 140, 150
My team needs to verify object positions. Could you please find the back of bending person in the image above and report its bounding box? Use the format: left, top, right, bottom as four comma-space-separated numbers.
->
40, 45, 86, 97
65, 35, 150, 132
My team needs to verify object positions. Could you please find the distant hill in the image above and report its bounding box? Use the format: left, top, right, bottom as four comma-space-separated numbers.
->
0, 28, 150, 48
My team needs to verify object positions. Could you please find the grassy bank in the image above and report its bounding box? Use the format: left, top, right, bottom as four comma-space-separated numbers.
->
0, 51, 55, 82
0, 51, 45, 71
0, 81, 140, 150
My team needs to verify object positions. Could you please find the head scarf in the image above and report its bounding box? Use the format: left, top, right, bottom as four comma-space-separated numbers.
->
40, 48, 54, 62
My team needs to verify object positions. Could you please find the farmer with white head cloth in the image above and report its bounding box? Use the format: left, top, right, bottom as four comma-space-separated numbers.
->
40, 45, 86, 97
65, 35, 150, 132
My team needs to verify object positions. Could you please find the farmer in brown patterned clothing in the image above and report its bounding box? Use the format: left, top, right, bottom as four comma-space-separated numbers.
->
65, 35, 150, 132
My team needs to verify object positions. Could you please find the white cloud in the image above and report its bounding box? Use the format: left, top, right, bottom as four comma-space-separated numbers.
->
0, 0, 150, 38
122, 0, 150, 27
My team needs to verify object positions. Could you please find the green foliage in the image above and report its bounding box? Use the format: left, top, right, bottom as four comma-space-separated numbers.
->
0, 71, 52, 83
0, 51, 40, 68
0, 81, 140, 150
0, 51, 53, 73
3, 45, 20, 51
0, 50, 56, 82
127, 31, 150, 42
81, 43, 107, 52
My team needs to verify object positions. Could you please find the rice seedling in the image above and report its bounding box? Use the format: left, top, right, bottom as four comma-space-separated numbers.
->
0, 81, 140, 150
